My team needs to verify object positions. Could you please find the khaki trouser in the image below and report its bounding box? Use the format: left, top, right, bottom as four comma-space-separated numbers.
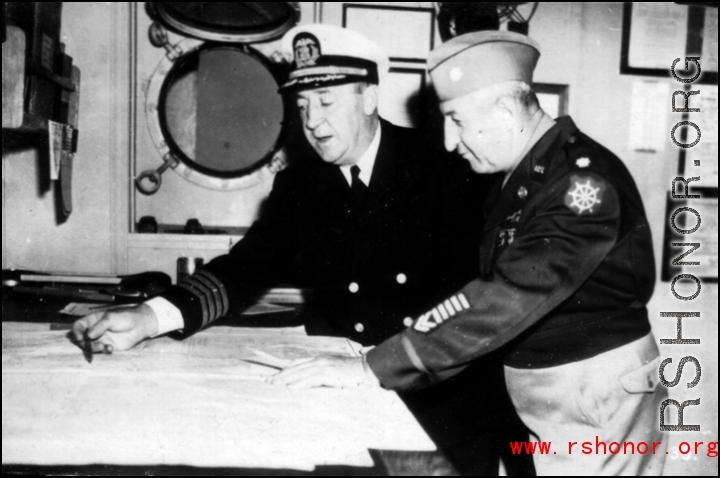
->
504, 333, 667, 476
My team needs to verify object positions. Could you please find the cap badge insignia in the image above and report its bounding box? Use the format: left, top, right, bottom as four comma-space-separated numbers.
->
565, 175, 606, 215
576, 157, 591, 168
450, 67, 463, 83
293, 33, 321, 69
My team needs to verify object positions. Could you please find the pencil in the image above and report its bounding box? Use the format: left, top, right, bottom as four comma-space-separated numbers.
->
83, 332, 93, 364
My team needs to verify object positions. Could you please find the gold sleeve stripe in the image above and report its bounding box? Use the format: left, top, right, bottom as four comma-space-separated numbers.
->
192, 273, 227, 320
178, 281, 211, 326
185, 277, 217, 327
197, 270, 230, 317
177, 270, 230, 328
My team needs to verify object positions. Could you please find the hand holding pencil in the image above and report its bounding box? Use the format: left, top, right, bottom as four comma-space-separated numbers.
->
72, 303, 159, 357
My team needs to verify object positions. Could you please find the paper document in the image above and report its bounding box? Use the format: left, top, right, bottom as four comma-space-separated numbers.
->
2, 323, 434, 470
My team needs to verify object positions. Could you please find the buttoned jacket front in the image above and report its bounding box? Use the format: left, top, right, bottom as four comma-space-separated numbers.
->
161, 119, 483, 346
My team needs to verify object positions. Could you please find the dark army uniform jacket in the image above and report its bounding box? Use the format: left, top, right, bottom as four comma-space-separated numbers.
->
367, 116, 656, 391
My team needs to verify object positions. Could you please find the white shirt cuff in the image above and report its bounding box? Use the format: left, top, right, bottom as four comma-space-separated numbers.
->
145, 297, 185, 337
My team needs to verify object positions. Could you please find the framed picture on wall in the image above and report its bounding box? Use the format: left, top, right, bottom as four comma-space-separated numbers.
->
684, 84, 719, 189
620, 2, 718, 84
684, 196, 719, 281
342, 4, 435, 63
378, 67, 427, 129
533, 83, 569, 120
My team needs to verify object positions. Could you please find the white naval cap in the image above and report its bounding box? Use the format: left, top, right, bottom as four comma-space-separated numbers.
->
279, 23, 390, 91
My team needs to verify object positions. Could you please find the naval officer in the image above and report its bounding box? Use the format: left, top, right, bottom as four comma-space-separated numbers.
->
272, 30, 668, 476
74, 25, 533, 476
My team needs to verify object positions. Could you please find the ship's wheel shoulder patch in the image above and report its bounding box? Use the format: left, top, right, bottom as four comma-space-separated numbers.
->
564, 174, 607, 216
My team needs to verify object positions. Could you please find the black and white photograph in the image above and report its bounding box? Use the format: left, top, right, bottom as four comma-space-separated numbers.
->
2, 2, 717, 476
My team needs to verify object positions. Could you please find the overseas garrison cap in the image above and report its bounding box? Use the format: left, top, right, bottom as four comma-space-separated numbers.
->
428, 30, 541, 102
280, 24, 390, 91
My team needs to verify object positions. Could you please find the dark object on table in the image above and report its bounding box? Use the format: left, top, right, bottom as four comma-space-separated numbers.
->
184, 218, 205, 235
177, 257, 204, 283
137, 215, 159, 234
2, 269, 172, 303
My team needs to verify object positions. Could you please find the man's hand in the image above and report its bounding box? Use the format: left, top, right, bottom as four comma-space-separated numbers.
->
268, 355, 380, 390
71, 303, 159, 354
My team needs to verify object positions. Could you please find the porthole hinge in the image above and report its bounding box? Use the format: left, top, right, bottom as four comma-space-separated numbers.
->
149, 22, 183, 62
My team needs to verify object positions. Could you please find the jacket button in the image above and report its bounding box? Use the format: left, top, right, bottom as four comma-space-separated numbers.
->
355, 323, 365, 333
403, 317, 414, 327
349, 282, 359, 293
396, 273, 407, 284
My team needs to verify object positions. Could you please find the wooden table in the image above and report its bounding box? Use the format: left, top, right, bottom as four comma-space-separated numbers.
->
2, 316, 452, 475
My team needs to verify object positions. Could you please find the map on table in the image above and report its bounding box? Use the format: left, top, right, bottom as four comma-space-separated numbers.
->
2, 323, 435, 471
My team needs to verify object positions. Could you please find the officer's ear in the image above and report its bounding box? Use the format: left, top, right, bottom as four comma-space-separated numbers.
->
494, 95, 518, 131
362, 84, 379, 116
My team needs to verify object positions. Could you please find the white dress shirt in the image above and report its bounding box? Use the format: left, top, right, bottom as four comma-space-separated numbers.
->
339, 123, 381, 187
147, 123, 383, 337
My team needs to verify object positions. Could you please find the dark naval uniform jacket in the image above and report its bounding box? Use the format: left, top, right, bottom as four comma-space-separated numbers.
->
157, 118, 533, 475
367, 116, 656, 391
159, 119, 484, 344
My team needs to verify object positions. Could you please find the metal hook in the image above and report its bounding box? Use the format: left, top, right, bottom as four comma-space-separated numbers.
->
148, 22, 183, 61
135, 153, 179, 196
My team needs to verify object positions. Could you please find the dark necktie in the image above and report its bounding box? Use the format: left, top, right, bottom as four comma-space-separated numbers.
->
350, 165, 368, 206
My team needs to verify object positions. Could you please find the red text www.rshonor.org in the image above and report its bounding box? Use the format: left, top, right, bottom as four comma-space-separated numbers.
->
509, 437, 718, 458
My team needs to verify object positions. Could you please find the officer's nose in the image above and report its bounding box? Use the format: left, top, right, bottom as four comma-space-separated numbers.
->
305, 101, 325, 131
444, 116, 461, 152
